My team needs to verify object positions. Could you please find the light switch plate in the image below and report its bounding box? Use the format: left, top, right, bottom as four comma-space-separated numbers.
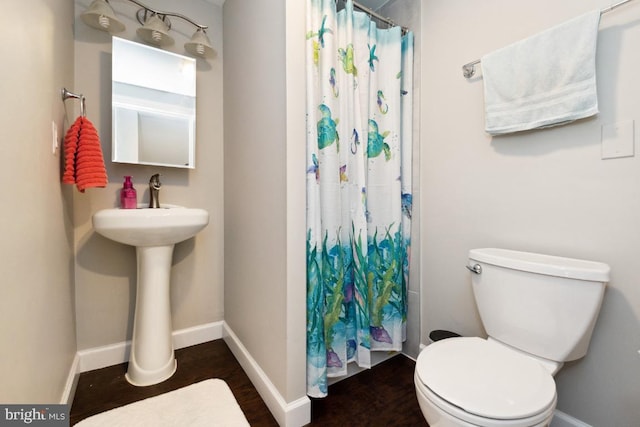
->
51, 121, 59, 154
602, 120, 634, 159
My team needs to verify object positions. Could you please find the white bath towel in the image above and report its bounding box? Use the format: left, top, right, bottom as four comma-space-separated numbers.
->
482, 10, 601, 135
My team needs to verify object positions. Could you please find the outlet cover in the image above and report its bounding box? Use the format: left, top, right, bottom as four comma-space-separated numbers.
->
602, 120, 634, 159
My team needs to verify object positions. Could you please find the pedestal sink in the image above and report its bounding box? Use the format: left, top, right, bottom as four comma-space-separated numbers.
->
92, 205, 209, 386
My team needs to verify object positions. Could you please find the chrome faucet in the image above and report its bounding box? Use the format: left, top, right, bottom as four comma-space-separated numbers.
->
149, 173, 161, 208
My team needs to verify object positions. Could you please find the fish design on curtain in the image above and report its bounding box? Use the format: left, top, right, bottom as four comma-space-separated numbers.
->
306, 0, 414, 398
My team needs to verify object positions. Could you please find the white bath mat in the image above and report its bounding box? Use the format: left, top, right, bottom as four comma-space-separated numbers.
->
75, 379, 250, 426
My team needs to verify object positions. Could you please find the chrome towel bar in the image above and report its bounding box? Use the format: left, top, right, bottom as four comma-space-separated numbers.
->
461, 0, 637, 78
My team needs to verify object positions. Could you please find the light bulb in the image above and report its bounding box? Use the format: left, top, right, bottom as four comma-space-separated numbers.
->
98, 14, 110, 29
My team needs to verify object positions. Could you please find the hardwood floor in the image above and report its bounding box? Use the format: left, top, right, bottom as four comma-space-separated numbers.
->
70, 339, 427, 426
310, 355, 428, 426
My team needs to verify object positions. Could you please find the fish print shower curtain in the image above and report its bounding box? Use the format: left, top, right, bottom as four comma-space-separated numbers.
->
306, 0, 414, 397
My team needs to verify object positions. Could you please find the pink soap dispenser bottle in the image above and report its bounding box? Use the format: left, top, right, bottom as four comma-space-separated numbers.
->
120, 176, 137, 209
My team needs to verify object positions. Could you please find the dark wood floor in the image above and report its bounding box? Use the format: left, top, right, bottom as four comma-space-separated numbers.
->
310, 354, 428, 426
70, 339, 427, 426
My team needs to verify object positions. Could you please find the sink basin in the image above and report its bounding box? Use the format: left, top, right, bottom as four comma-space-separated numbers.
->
91, 204, 209, 386
92, 205, 209, 247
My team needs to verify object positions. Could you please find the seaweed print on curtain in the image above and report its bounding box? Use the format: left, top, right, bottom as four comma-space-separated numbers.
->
306, 0, 414, 397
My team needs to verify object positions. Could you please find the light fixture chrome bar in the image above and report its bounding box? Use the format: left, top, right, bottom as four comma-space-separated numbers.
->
124, 0, 208, 30
81, 0, 216, 57
461, 0, 637, 78
353, 1, 409, 35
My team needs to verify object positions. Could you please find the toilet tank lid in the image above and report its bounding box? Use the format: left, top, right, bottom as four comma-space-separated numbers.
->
469, 248, 610, 282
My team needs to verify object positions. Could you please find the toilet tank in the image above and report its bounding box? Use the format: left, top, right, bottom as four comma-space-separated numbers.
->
468, 248, 610, 362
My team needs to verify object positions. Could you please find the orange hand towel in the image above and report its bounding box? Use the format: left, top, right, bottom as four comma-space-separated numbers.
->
62, 116, 82, 185
62, 116, 108, 192
76, 117, 108, 192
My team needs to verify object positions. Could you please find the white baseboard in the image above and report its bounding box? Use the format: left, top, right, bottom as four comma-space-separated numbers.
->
77, 340, 131, 373
223, 323, 311, 427
172, 321, 224, 350
60, 353, 80, 405
76, 321, 224, 373
551, 410, 592, 427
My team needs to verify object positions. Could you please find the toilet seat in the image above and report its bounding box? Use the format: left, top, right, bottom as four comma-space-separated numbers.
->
415, 337, 556, 425
415, 373, 556, 427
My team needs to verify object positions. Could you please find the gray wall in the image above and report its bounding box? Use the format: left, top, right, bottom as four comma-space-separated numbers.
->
4, 3, 636, 424
223, 0, 307, 404
421, 1, 640, 425
0, 0, 77, 403
72, 0, 224, 351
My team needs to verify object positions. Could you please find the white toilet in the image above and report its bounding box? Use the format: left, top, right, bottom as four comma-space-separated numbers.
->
414, 248, 610, 427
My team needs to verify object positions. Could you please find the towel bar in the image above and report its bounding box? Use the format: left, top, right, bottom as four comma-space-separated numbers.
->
61, 87, 86, 117
460, 0, 637, 78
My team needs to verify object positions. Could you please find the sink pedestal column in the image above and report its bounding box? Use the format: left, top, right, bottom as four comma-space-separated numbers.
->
125, 245, 177, 386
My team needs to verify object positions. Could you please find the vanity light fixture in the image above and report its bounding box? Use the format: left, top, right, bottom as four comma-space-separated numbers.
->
81, 0, 125, 33
184, 29, 215, 58
80, 0, 215, 58
136, 12, 173, 47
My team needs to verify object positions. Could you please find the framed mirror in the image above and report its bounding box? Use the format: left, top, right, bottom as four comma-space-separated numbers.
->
112, 37, 196, 169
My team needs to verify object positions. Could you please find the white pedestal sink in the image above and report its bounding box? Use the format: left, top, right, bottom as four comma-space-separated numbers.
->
92, 205, 209, 386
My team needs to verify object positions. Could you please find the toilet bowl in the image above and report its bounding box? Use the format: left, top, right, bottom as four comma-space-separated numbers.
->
415, 337, 556, 427
414, 248, 609, 427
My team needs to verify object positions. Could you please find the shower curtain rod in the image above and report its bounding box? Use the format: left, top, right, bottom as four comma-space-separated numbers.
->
352, 1, 409, 34
461, 0, 637, 78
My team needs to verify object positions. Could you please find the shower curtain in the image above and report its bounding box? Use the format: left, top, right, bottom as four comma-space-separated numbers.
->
306, 0, 414, 397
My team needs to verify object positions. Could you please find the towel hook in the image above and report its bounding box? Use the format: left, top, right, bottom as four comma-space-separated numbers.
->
61, 87, 86, 117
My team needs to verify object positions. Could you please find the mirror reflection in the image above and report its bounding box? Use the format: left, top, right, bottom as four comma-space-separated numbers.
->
112, 37, 196, 169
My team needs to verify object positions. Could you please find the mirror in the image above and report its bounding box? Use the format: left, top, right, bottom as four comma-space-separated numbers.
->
112, 37, 196, 168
